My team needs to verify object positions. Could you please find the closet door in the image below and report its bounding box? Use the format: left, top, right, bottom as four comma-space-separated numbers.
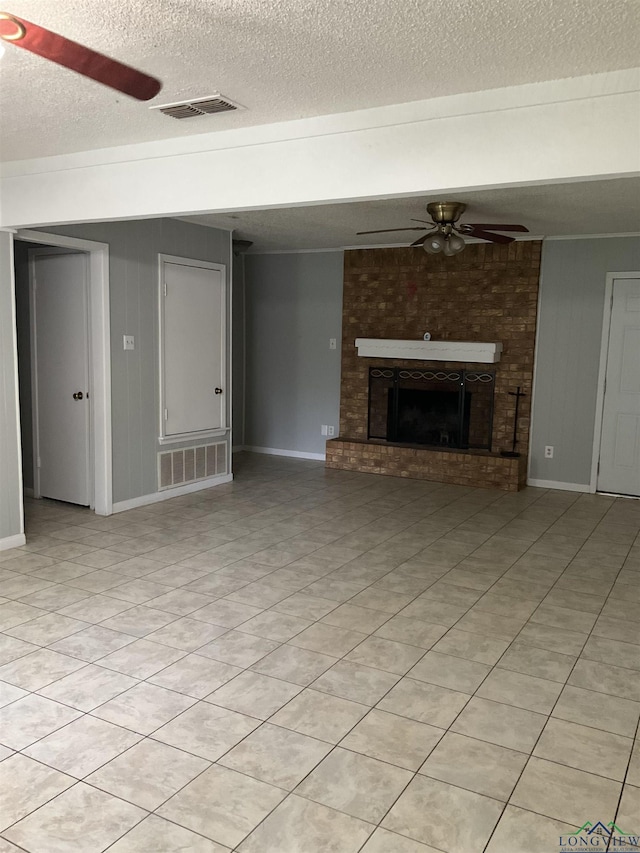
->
160, 257, 226, 439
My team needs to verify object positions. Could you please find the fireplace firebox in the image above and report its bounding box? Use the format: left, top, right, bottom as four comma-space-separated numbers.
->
368, 367, 495, 450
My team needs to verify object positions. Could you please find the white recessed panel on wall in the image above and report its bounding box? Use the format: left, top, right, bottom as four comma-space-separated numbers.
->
159, 256, 226, 440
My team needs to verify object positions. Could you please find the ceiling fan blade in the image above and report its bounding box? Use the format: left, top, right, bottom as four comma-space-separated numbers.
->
465, 226, 514, 245
465, 223, 529, 232
0, 12, 162, 100
410, 219, 433, 225
410, 235, 428, 247
356, 227, 427, 235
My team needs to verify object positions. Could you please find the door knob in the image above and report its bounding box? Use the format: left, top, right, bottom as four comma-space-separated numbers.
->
214, 388, 223, 395
72, 391, 84, 400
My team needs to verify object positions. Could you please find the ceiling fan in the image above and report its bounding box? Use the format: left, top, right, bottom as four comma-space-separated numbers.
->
357, 202, 529, 256
0, 11, 161, 100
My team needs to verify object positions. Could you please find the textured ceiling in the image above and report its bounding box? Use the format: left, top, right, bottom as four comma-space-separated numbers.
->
0, 0, 638, 160
180, 178, 640, 251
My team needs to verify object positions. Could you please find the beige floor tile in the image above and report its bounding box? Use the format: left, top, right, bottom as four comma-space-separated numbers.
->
476, 668, 563, 714
510, 756, 621, 825
0, 634, 39, 666
454, 610, 526, 641
533, 717, 633, 781
361, 827, 441, 852
271, 688, 368, 742
158, 764, 286, 848
5, 611, 90, 646
419, 731, 527, 801
148, 653, 241, 698
373, 615, 448, 648
0, 648, 85, 690
297, 747, 412, 822
66, 569, 125, 592
4, 782, 146, 853
251, 644, 337, 685
58, 594, 134, 623
197, 630, 280, 667
100, 604, 177, 637
321, 603, 390, 633
16, 584, 91, 611
272, 593, 339, 620
530, 603, 597, 633
382, 774, 503, 853
377, 678, 469, 727
616, 784, 640, 835
206, 671, 301, 718
236, 610, 312, 642
341, 708, 443, 770
484, 805, 577, 853
38, 664, 138, 711
568, 658, 640, 702
220, 722, 331, 789
0, 601, 47, 631
92, 681, 197, 734
24, 714, 141, 777
627, 740, 640, 787
48, 625, 135, 662
552, 684, 640, 736
0, 753, 75, 832
497, 641, 576, 683
0, 682, 27, 708
147, 616, 228, 651
581, 634, 640, 672
191, 599, 264, 627
152, 701, 259, 760
105, 579, 172, 604
451, 697, 546, 752
109, 815, 230, 852
289, 622, 367, 657
87, 738, 209, 809
238, 794, 373, 853
0, 694, 81, 749
408, 651, 491, 693
400, 598, 467, 627
312, 660, 400, 705
432, 629, 509, 665
98, 639, 186, 678
345, 636, 425, 675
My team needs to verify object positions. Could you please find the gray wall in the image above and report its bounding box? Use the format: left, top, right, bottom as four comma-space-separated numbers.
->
27, 219, 232, 504
0, 232, 23, 543
244, 252, 343, 456
530, 236, 640, 485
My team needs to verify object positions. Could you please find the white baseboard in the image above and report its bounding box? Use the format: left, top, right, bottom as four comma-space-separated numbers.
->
112, 473, 234, 514
245, 446, 326, 462
0, 533, 27, 552
23, 488, 34, 498
527, 478, 591, 493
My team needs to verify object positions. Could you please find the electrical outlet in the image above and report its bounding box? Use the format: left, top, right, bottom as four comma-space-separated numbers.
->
321, 425, 328, 436
329, 338, 337, 350
123, 335, 135, 351
327, 426, 335, 437
544, 445, 554, 458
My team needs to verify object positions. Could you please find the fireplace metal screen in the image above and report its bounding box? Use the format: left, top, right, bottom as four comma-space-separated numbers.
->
368, 367, 495, 451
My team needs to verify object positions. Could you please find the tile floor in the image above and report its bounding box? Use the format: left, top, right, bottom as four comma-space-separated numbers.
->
0, 452, 639, 853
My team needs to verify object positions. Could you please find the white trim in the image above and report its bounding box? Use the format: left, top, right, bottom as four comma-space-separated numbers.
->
526, 479, 590, 492
241, 253, 247, 449
545, 232, 640, 241
0, 533, 27, 552
158, 253, 227, 442
17, 229, 112, 515
245, 446, 326, 461
112, 473, 234, 513
527, 264, 545, 482
6, 234, 25, 540
228, 232, 234, 461
355, 338, 502, 363
590, 271, 640, 494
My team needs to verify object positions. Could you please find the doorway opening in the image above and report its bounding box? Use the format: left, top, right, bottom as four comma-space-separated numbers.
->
14, 231, 112, 517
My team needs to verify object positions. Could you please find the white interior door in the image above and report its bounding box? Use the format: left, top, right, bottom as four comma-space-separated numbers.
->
598, 277, 640, 496
161, 260, 225, 437
32, 252, 91, 505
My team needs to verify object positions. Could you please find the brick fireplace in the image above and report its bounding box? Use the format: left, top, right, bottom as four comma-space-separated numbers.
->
325, 241, 542, 490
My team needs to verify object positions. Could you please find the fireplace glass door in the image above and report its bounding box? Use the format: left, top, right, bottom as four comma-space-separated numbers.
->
368, 367, 495, 450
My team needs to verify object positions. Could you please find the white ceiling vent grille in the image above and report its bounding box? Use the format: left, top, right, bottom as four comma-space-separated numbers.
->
150, 95, 243, 120
158, 441, 229, 490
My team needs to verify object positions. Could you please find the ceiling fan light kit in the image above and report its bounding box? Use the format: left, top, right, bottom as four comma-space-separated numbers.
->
357, 200, 529, 254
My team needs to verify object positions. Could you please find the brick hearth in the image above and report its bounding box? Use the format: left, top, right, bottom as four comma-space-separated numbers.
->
327, 241, 542, 490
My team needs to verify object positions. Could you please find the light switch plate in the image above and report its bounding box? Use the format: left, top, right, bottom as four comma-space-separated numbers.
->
123, 335, 135, 351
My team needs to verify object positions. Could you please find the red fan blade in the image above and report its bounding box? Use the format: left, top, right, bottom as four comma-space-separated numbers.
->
411, 234, 428, 247
0, 12, 162, 101
465, 223, 529, 232
465, 226, 514, 244
357, 227, 427, 235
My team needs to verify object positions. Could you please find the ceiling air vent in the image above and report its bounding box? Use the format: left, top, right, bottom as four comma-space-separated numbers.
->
150, 95, 243, 120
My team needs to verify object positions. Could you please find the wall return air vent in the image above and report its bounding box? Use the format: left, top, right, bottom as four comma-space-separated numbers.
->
150, 95, 243, 120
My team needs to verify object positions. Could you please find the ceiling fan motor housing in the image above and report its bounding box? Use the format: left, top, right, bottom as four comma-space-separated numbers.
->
426, 202, 467, 225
